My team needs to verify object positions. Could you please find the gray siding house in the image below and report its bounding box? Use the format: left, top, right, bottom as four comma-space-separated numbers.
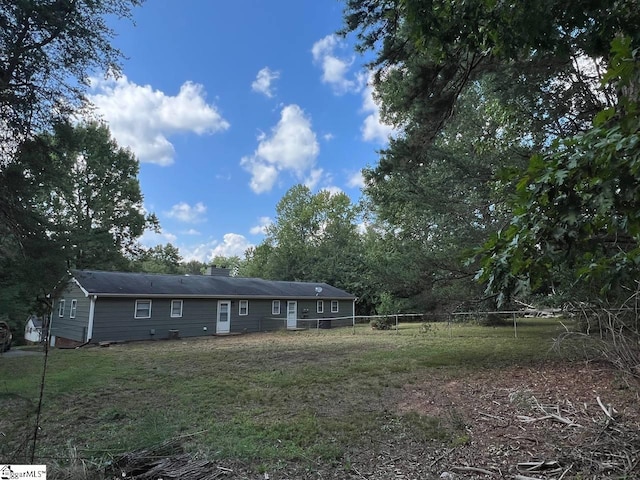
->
50, 269, 356, 346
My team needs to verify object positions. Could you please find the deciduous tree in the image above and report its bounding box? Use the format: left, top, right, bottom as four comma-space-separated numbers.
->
478, 38, 640, 304
132, 244, 183, 274
0, 0, 143, 161
243, 185, 364, 296
39, 121, 157, 269
342, 0, 639, 307
0, 121, 155, 326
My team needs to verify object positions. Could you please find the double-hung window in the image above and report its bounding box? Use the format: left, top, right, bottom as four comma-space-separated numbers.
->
272, 300, 281, 315
171, 300, 183, 318
70, 299, 77, 318
317, 300, 324, 314
135, 300, 152, 319
331, 300, 339, 313
58, 300, 65, 317
239, 300, 249, 316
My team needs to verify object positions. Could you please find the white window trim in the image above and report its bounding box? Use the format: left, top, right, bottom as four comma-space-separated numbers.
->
239, 300, 249, 316
70, 299, 77, 319
58, 299, 65, 317
171, 299, 183, 318
317, 300, 324, 314
272, 300, 280, 315
134, 299, 152, 319
331, 300, 339, 313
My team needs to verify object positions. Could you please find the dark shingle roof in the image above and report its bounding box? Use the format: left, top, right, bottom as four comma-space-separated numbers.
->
71, 270, 355, 299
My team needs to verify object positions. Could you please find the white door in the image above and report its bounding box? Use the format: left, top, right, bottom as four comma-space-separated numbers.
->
287, 301, 297, 329
217, 300, 231, 334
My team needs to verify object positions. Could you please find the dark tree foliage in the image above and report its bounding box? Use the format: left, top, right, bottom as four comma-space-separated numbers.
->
38, 121, 156, 270
0, 139, 66, 320
242, 185, 366, 305
0, 122, 155, 331
342, 0, 636, 141
131, 244, 184, 274
342, 0, 640, 307
0, 0, 143, 333
478, 38, 640, 305
0, 0, 143, 160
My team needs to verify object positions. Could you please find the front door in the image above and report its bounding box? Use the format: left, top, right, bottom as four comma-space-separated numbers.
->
287, 301, 297, 329
217, 300, 231, 334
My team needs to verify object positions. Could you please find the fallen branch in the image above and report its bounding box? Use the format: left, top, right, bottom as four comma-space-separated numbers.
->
549, 412, 582, 427
451, 465, 494, 475
505, 435, 539, 444
596, 396, 616, 422
518, 414, 553, 423
517, 460, 560, 471
558, 464, 573, 480
478, 411, 506, 421
350, 465, 367, 480
517, 413, 581, 427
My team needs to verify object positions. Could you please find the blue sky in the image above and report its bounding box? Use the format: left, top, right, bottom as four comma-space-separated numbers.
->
88, 0, 393, 262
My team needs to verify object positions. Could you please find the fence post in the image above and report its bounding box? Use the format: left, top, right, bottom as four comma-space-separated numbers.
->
352, 299, 356, 335
513, 313, 517, 339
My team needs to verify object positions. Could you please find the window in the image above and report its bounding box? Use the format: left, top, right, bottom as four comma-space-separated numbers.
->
58, 300, 65, 317
171, 300, 183, 318
70, 299, 77, 318
331, 300, 339, 313
317, 300, 324, 314
272, 300, 280, 315
239, 300, 248, 316
135, 300, 152, 319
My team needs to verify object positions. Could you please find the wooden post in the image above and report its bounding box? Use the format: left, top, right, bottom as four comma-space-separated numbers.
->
513, 313, 518, 339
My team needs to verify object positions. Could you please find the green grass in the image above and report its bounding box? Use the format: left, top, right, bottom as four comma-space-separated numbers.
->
0, 319, 566, 469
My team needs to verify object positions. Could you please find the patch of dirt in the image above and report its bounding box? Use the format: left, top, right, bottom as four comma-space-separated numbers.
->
103, 362, 639, 480
392, 362, 640, 479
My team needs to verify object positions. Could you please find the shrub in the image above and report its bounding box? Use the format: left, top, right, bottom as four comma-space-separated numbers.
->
370, 317, 394, 330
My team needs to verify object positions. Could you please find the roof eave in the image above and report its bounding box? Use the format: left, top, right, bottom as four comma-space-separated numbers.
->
87, 293, 356, 300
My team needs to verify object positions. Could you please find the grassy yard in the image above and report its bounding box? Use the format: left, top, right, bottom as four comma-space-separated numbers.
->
0, 319, 568, 476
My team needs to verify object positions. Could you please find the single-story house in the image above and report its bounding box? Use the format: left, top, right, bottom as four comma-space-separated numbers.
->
24, 315, 44, 343
50, 269, 357, 346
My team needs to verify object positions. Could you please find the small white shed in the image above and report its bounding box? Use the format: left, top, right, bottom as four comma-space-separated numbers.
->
24, 315, 44, 343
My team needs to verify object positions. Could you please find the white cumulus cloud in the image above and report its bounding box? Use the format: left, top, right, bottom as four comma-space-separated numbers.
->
312, 34, 358, 95
347, 171, 365, 189
361, 76, 396, 144
138, 229, 178, 248
180, 233, 254, 262
88, 75, 230, 166
321, 185, 343, 196
304, 168, 325, 191
211, 233, 253, 258
165, 202, 207, 223
250, 216, 273, 235
251, 67, 280, 98
241, 104, 320, 194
